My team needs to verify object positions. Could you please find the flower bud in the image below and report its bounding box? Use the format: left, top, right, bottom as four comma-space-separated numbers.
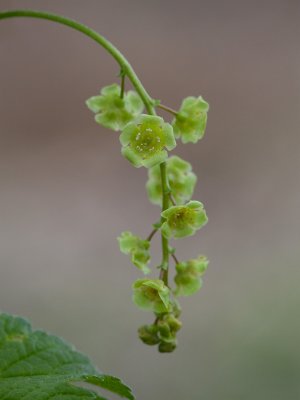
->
138, 324, 160, 345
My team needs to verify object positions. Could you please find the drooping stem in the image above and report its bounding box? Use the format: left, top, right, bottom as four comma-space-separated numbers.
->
0, 8, 170, 287
0, 9, 155, 114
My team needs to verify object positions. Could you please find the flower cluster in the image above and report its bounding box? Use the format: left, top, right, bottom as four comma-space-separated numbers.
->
138, 313, 182, 353
87, 82, 210, 353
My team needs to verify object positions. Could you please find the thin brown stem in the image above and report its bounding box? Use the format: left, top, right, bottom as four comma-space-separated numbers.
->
147, 228, 158, 242
157, 103, 178, 116
171, 253, 180, 265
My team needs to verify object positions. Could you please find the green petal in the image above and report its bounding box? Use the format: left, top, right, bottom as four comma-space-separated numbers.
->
173, 226, 194, 238
126, 91, 144, 114
85, 96, 103, 113
142, 150, 167, 168
120, 123, 137, 145
101, 83, 120, 95
194, 210, 208, 228
175, 276, 202, 296
163, 124, 176, 150
121, 146, 142, 168
187, 200, 203, 209
161, 222, 172, 239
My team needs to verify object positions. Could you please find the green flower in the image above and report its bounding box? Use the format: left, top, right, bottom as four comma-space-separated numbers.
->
120, 114, 176, 168
132, 279, 171, 313
174, 255, 209, 296
118, 231, 150, 274
86, 83, 143, 131
172, 96, 209, 143
161, 201, 208, 239
146, 155, 197, 206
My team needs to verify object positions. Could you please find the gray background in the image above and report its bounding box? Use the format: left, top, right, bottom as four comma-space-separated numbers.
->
1, 0, 300, 399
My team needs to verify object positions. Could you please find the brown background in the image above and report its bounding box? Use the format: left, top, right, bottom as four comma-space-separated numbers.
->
1, 0, 300, 399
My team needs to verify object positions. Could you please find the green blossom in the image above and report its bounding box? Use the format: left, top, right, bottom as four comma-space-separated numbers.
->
132, 279, 171, 313
172, 96, 209, 143
120, 114, 176, 168
146, 155, 197, 206
118, 231, 150, 274
86, 83, 143, 131
174, 255, 209, 296
161, 201, 208, 239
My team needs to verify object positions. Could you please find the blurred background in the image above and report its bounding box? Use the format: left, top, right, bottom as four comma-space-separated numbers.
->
1, 0, 300, 398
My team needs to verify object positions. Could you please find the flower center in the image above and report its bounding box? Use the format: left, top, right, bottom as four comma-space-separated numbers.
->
169, 208, 195, 229
131, 123, 165, 158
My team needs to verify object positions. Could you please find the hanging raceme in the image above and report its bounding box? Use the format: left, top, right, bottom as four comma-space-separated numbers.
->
87, 70, 209, 355
0, 8, 210, 354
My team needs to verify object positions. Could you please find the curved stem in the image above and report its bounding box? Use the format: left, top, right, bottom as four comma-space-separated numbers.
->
0, 9, 155, 114
0, 8, 170, 288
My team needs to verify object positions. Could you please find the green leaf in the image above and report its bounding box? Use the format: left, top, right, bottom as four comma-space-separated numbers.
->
0, 313, 134, 400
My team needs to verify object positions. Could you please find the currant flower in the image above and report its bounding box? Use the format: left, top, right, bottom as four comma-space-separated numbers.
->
119, 114, 176, 168
118, 231, 150, 274
172, 96, 209, 143
86, 83, 143, 131
146, 155, 197, 206
174, 255, 209, 296
132, 279, 171, 313
161, 200, 208, 239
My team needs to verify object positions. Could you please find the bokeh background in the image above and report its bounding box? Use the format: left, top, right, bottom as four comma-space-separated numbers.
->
1, 0, 300, 398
